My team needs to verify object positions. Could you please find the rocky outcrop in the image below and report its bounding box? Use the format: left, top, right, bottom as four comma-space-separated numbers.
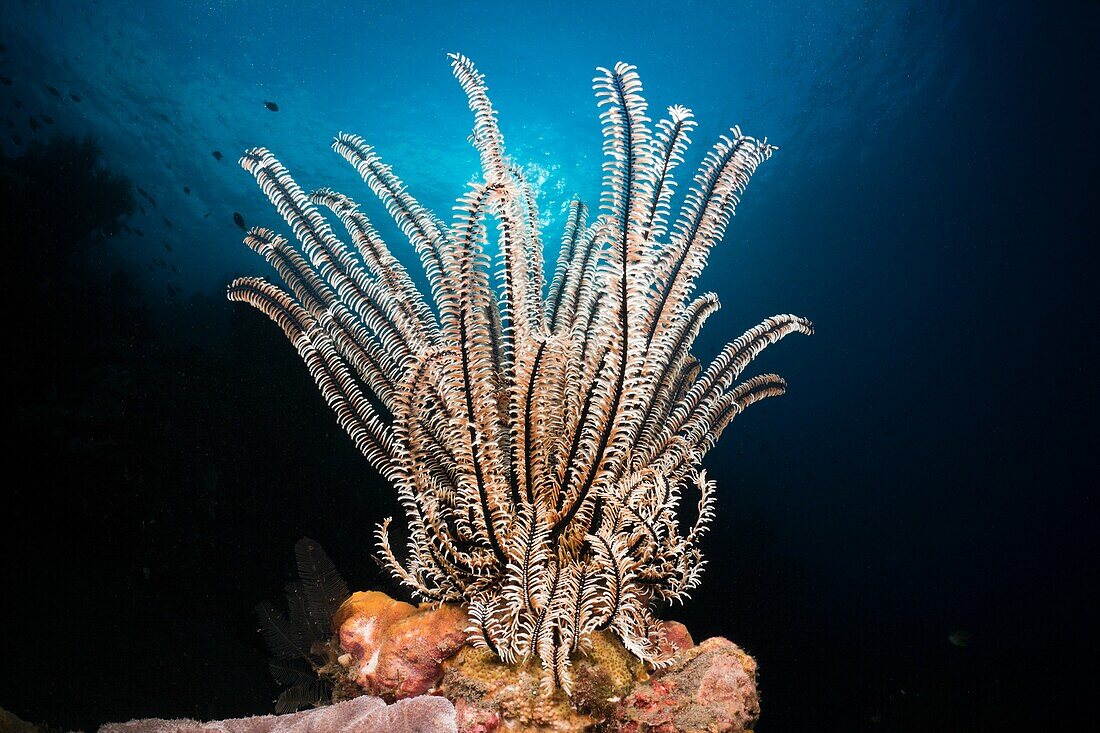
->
1, 708, 46, 733
610, 637, 760, 733
335, 591, 469, 699
439, 646, 599, 732
328, 591, 759, 733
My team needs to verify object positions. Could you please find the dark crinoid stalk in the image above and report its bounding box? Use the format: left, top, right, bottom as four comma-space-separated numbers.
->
229, 54, 812, 693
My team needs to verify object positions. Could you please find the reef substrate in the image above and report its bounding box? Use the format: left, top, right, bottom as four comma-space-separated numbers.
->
330, 590, 761, 733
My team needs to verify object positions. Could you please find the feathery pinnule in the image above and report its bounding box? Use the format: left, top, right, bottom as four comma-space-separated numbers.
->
229, 53, 811, 693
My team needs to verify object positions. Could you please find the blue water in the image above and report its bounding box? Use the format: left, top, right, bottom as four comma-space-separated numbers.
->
1, 0, 951, 294
1, 1, 1096, 731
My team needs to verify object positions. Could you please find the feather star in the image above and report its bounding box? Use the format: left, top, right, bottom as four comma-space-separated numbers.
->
228, 54, 812, 694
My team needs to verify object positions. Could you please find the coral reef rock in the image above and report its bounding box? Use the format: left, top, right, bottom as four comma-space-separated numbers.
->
655, 621, 694, 663
439, 646, 599, 733
611, 637, 759, 733
98, 694, 457, 733
1, 708, 46, 733
328, 591, 755, 732
335, 591, 469, 698
438, 628, 696, 732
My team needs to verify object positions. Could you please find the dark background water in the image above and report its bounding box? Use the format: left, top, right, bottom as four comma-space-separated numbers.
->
1, 1, 1096, 731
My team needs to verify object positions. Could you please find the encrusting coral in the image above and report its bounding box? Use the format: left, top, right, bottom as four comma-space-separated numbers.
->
229, 53, 811, 695
330, 589, 755, 733
613, 638, 760, 733
334, 591, 469, 698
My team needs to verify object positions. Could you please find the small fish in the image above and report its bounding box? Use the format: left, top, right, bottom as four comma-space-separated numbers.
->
11, 133, 22, 145
137, 203, 146, 215
40, 114, 54, 124
137, 186, 157, 207
46, 85, 60, 96
203, 211, 211, 219
28, 116, 39, 131
183, 186, 190, 195
948, 630, 970, 648
264, 100, 279, 112
158, 112, 170, 123
163, 241, 173, 252
162, 215, 173, 229
211, 150, 223, 161
133, 228, 145, 237
0, 77, 10, 86
171, 264, 178, 273
70, 93, 81, 102
233, 211, 246, 231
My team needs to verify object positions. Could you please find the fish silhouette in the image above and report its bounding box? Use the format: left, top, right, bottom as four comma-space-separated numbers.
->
264, 100, 279, 112
28, 116, 39, 131
183, 186, 190, 195
70, 93, 81, 102
212, 150, 223, 161
948, 630, 971, 647
137, 186, 157, 207
46, 85, 60, 96
233, 212, 246, 231
0, 77, 11, 86
162, 215, 173, 229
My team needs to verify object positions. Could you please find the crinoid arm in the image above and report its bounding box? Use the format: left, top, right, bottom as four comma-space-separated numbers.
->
229, 53, 811, 693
